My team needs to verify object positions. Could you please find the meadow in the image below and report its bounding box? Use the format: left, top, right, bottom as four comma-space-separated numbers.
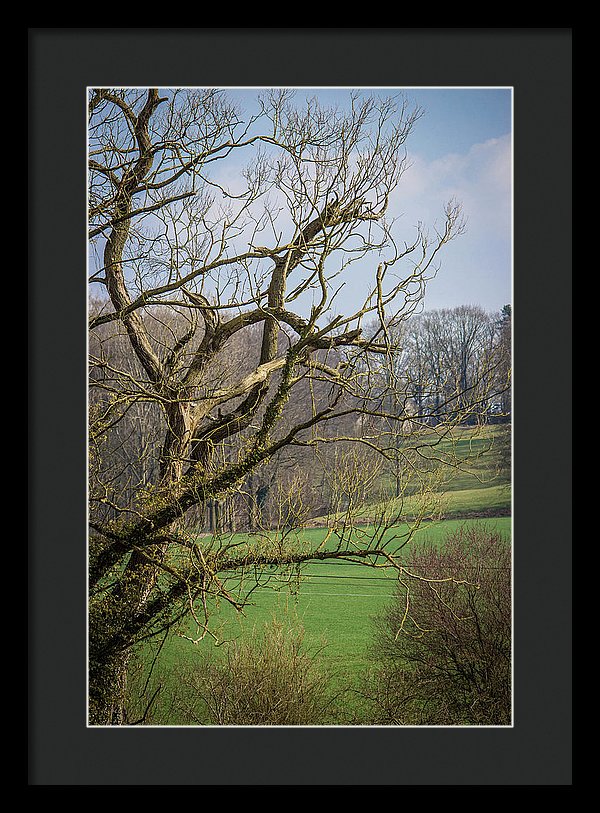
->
128, 424, 512, 725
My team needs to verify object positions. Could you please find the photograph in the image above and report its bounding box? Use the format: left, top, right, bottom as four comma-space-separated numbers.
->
88, 85, 513, 729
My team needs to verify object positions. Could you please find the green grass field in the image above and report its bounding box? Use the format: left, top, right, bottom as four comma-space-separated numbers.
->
128, 424, 511, 724
197, 516, 512, 670
132, 515, 511, 724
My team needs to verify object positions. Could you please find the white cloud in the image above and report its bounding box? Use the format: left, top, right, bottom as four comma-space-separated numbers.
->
391, 134, 512, 238
191, 132, 513, 314
380, 134, 512, 312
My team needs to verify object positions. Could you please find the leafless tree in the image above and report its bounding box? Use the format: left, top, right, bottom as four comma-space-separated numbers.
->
88, 87, 472, 725
350, 305, 510, 504
494, 304, 512, 420
390, 306, 508, 427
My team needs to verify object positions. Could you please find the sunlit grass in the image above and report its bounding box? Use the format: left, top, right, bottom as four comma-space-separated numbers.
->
128, 424, 512, 724
131, 516, 512, 724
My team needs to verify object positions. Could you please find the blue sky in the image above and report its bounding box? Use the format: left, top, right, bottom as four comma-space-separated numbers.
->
90, 87, 512, 317
225, 86, 513, 315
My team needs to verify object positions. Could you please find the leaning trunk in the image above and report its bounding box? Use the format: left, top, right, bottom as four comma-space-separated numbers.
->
88, 548, 166, 725
88, 645, 131, 725
88, 588, 135, 725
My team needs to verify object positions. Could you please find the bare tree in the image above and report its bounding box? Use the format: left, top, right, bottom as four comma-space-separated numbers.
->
494, 304, 512, 420
391, 306, 506, 427
88, 87, 470, 725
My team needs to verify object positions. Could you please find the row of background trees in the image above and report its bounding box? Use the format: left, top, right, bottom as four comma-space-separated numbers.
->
90, 301, 511, 534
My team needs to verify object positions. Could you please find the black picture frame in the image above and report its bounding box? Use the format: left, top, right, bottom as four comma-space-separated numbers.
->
29, 28, 572, 786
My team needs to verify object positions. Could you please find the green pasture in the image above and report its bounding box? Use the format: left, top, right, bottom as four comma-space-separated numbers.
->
128, 424, 512, 723
404, 423, 509, 486
317, 482, 510, 526
133, 515, 511, 724
202, 516, 512, 666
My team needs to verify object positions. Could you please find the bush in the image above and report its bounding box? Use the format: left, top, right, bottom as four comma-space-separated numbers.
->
172, 618, 340, 726
365, 523, 511, 725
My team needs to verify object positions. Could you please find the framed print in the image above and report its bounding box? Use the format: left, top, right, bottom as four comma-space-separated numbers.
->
29, 28, 572, 786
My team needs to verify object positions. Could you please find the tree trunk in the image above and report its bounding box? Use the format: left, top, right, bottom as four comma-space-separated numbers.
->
88, 548, 165, 725
88, 647, 131, 725
88, 589, 134, 725
160, 402, 193, 482
247, 472, 255, 531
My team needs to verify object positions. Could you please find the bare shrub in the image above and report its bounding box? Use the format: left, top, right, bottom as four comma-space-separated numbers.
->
172, 618, 340, 726
365, 524, 511, 725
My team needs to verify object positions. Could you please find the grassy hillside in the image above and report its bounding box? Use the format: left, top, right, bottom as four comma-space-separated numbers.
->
382, 422, 511, 501
308, 424, 511, 525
